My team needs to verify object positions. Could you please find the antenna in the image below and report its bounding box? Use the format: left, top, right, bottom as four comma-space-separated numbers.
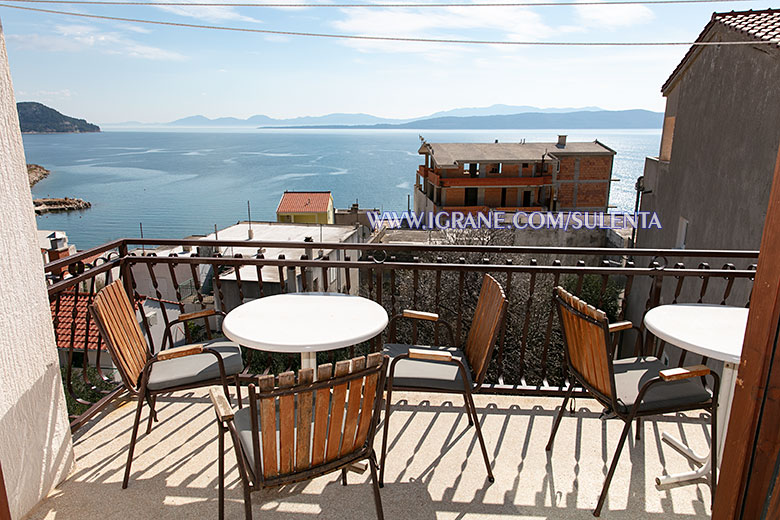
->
247, 200, 254, 239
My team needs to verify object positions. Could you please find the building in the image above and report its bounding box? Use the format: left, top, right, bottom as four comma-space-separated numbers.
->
637, 9, 780, 253
414, 136, 616, 215
276, 191, 334, 224
626, 8, 780, 358
334, 201, 380, 230
202, 221, 365, 311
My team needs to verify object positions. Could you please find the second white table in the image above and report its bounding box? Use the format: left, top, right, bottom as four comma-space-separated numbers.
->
222, 292, 389, 371
644, 303, 748, 485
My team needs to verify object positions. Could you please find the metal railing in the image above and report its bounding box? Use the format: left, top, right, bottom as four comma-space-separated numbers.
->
44, 238, 759, 431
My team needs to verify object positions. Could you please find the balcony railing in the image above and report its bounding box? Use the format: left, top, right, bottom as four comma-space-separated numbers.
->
44, 238, 758, 432
418, 165, 553, 188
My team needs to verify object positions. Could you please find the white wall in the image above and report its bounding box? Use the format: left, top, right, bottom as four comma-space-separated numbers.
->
0, 18, 74, 519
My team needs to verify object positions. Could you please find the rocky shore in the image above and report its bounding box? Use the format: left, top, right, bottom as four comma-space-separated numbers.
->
34, 197, 91, 215
28, 164, 50, 186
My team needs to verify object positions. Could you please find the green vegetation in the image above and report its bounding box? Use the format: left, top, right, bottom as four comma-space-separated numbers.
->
17, 102, 100, 133
61, 365, 118, 417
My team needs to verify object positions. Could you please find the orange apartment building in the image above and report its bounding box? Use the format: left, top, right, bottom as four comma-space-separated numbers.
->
414, 136, 616, 214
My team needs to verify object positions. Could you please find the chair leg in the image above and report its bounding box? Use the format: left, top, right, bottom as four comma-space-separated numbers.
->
710, 402, 718, 507
593, 417, 634, 517
546, 383, 575, 451
123, 387, 146, 489
218, 423, 225, 520
242, 482, 252, 520
635, 417, 642, 441
145, 395, 157, 435
379, 386, 394, 488
234, 375, 242, 409
465, 391, 494, 483
369, 452, 385, 520
341, 468, 348, 486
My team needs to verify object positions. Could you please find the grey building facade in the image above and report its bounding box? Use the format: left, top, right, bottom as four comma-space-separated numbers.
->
626, 9, 780, 356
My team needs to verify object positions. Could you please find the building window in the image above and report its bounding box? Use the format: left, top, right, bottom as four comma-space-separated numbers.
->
675, 217, 689, 249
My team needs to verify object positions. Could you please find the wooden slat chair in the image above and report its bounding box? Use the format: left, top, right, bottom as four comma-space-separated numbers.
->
547, 286, 720, 516
379, 273, 508, 486
210, 353, 388, 520
89, 280, 244, 489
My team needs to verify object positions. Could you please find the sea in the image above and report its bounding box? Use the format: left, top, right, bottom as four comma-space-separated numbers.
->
25, 128, 661, 250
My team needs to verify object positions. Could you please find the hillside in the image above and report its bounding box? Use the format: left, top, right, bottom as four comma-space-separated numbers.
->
267, 109, 663, 130
17, 102, 100, 133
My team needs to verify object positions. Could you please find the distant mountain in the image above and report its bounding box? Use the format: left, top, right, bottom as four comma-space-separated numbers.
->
17, 102, 100, 133
425, 104, 603, 118
267, 109, 664, 130
101, 105, 656, 128
166, 112, 405, 127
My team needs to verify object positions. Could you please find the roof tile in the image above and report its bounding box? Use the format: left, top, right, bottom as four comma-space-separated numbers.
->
276, 191, 332, 214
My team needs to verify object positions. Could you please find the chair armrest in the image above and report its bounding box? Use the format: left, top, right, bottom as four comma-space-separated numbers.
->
209, 387, 234, 422
609, 321, 633, 333
156, 343, 204, 361
402, 309, 438, 321
659, 364, 711, 381
408, 348, 452, 362
179, 309, 221, 322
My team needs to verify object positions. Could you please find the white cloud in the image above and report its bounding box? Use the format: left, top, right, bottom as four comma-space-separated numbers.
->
575, 0, 654, 29
155, 0, 262, 24
330, 4, 555, 57
7, 25, 186, 61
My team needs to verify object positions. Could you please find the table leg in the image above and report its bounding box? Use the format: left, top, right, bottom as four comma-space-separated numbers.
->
301, 352, 318, 372
656, 361, 738, 486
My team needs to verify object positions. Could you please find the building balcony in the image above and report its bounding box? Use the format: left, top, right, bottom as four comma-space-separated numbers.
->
36, 238, 759, 519
418, 166, 553, 188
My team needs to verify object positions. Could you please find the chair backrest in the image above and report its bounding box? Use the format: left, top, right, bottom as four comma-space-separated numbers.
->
247, 353, 387, 484
554, 286, 614, 400
89, 280, 150, 390
464, 274, 508, 385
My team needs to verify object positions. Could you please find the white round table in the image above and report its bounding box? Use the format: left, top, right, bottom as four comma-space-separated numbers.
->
222, 292, 389, 371
644, 303, 748, 485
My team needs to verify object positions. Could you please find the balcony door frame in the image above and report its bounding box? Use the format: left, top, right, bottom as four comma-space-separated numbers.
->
714, 144, 780, 518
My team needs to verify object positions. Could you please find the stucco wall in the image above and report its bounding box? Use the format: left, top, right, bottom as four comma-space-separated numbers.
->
0, 19, 74, 519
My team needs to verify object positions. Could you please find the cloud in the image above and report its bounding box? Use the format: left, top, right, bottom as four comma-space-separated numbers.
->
330, 4, 554, 56
155, 0, 263, 24
575, 0, 654, 28
15, 89, 74, 102
7, 24, 186, 61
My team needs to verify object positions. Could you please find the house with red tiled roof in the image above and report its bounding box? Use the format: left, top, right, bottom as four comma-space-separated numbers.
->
276, 191, 334, 224
629, 8, 780, 355
637, 8, 780, 254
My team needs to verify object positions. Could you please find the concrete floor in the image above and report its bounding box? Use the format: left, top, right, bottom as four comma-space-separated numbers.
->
27, 389, 713, 519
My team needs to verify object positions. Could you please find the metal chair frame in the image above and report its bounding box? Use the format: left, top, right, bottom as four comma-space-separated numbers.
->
379, 274, 508, 486
546, 286, 720, 516
211, 354, 389, 520
89, 280, 242, 489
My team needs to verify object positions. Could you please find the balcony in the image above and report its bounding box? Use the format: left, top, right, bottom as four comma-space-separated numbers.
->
418, 166, 553, 188
37, 239, 758, 518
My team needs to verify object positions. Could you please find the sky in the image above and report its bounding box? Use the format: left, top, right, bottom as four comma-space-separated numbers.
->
0, 0, 770, 123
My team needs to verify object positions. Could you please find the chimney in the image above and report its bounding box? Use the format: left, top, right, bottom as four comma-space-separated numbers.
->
47, 231, 69, 276
557, 135, 567, 148
304, 236, 314, 260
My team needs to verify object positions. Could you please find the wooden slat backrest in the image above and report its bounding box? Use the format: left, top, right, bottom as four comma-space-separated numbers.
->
248, 353, 385, 482
555, 286, 612, 397
464, 274, 508, 384
90, 280, 149, 389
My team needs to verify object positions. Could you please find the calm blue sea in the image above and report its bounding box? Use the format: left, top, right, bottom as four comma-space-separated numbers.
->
25, 128, 660, 249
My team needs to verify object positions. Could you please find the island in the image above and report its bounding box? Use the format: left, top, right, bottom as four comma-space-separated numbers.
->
17, 102, 100, 133
27, 164, 91, 214
34, 197, 91, 215
27, 164, 50, 186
